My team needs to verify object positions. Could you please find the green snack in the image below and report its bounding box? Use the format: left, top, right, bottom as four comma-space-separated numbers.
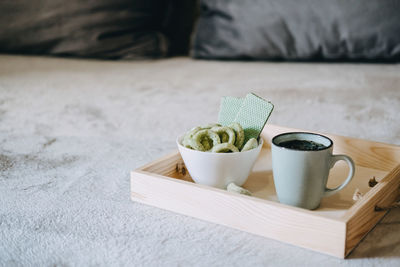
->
233, 93, 274, 144
183, 138, 201, 150
229, 122, 245, 149
182, 126, 201, 148
186, 137, 205, 151
181, 122, 254, 153
212, 143, 239, 153
193, 129, 221, 151
218, 96, 244, 126
226, 182, 252, 196
202, 123, 221, 129
241, 138, 258, 152
211, 126, 236, 145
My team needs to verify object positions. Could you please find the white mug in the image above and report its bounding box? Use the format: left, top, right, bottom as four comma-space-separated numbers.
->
271, 132, 355, 210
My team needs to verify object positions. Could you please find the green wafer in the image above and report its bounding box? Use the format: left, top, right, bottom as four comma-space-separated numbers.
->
218, 96, 244, 126
233, 93, 274, 143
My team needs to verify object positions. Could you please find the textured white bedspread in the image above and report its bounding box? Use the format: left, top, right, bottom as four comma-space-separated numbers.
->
0, 55, 399, 266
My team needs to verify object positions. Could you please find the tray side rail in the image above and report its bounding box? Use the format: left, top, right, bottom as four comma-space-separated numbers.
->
343, 164, 400, 256
131, 170, 347, 258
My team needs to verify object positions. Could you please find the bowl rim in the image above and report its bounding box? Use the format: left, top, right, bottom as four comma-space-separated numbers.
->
176, 134, 264, 154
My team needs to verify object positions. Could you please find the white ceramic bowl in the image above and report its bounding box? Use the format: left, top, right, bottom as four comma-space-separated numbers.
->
176, 135, 263, 189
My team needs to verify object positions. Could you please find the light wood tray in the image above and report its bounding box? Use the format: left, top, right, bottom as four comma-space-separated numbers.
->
131, 125, 400, 258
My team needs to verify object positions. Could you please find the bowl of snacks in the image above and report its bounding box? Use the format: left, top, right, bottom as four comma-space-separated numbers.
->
177, 122, 263, 189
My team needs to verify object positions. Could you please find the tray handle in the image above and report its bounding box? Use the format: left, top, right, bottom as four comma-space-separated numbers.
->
375, 184, 400, 211
375, 202, 400, 211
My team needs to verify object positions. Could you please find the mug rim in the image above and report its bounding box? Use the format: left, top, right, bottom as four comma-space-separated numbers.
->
272, 131, 333, 151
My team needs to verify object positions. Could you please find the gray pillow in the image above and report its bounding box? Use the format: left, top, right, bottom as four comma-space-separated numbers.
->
192, 0, 400, 61
0, 0, 171, 59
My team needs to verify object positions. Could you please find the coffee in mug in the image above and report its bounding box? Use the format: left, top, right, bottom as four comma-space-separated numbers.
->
277, 139, 326, 151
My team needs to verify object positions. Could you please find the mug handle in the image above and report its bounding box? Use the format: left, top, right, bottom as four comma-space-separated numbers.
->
324, 154, 355, 197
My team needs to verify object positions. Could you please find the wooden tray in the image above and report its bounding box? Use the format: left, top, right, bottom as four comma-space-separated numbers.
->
130, 125, 400, 258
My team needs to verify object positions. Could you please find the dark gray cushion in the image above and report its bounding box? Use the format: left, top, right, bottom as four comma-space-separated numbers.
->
0, 0, 171, 59
192, 0, 400, 61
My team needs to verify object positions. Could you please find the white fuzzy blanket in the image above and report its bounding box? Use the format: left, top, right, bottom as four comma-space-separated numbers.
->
0, 55, 399, 266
